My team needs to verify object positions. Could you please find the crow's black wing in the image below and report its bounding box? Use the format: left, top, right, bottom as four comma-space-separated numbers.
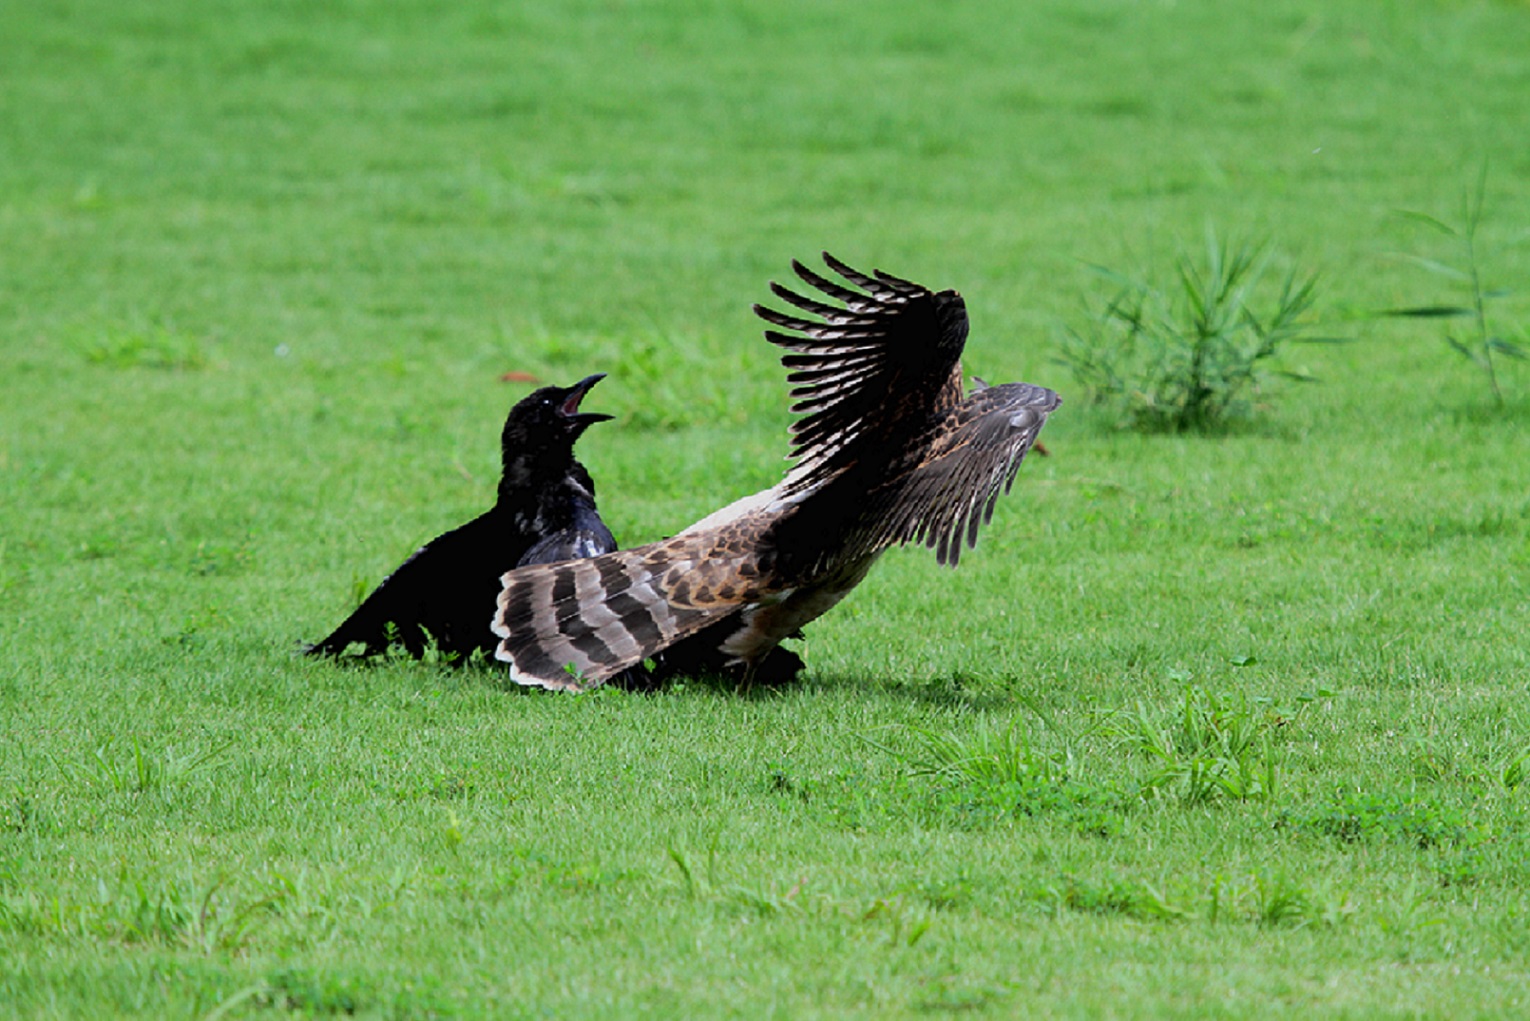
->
756, 253, 970, 495
305, 510, 516, 660
515, 499, 618, 567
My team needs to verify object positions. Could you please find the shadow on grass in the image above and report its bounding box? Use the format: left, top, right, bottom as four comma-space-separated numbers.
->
302, 647, 1109, 716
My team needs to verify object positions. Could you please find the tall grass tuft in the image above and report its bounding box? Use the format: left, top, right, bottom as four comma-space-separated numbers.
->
1058, 232, 1332, 432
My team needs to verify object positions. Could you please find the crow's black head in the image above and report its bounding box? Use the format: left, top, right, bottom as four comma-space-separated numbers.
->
500, 373, 613, 484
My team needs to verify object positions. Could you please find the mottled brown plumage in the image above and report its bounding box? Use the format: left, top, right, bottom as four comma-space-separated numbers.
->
491, 254, 1060, 691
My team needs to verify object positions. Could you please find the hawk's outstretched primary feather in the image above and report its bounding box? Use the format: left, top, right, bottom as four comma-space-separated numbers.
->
492, 255, 1059, 690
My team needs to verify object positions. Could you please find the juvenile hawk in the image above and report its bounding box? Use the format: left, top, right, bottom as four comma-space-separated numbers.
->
491, 256, 1059, 689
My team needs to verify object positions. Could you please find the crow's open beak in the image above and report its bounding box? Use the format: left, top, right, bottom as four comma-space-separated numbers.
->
559, 373, 615, 424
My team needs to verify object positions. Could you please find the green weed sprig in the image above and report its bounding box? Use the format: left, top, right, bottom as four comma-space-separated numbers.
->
1382, 166, 1527, 407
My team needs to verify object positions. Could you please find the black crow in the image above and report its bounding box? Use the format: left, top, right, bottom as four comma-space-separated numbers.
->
307, 373, 616, 662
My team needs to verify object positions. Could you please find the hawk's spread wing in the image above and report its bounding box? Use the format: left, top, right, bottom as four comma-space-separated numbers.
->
757, 253, 970, 495
872, 381, 1060, 566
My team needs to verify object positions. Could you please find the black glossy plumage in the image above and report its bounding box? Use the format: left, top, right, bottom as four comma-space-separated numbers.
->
305, 374, 616, 662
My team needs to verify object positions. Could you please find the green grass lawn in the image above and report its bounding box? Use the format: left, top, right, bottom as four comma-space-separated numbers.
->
4, 0, 1530, 1017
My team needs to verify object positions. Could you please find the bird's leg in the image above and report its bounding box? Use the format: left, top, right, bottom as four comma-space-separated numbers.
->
733, 660, 759, 697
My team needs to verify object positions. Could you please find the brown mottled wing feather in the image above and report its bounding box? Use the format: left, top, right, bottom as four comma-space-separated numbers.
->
491, 532, 772, 691
757, 252, 970, 495
870, 381, 1060, 566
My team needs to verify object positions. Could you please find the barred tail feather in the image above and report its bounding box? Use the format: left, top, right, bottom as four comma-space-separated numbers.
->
491, 548, 725, 691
